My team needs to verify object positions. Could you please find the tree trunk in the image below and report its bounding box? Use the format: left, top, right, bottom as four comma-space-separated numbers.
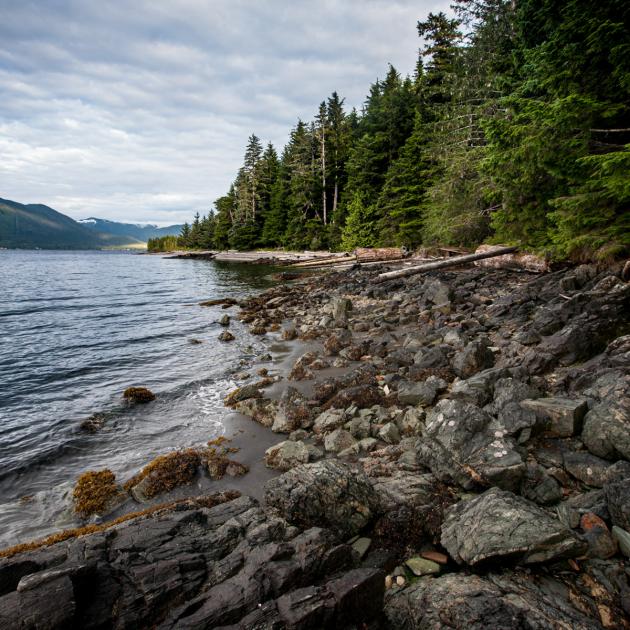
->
374, 246, 519, 282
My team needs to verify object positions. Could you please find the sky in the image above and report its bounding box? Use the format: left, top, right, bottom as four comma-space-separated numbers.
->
0, 0, 450, 225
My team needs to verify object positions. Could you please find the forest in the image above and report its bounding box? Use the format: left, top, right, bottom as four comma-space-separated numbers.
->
149, 0, 629, 261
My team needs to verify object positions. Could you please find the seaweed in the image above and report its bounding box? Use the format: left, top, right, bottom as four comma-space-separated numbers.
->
72, 469, 120, 518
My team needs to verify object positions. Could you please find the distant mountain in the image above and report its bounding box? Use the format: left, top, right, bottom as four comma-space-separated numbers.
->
0, 198, 183, 249
77, 217, 183, 243
0, 198, 106, 249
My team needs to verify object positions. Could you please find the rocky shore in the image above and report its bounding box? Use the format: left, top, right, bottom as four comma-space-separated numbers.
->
1, 259, 630, 629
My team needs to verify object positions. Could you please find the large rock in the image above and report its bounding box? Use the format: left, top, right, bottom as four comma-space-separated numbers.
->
264, 440, 310, 471
0, 493, 372, 629
417, 399, 526, 492
275, 568, 384, 628
520, 397, 587, 437
384, 571, 604, 629
397, 380, 438, 406
264, 460, 378, 538
441, 488, 584, 566
581, 392, 630, 461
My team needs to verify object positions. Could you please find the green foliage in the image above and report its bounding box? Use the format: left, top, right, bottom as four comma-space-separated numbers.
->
147, 235, 179, 252
340, 194, 378, 250
175, 0, 628, 262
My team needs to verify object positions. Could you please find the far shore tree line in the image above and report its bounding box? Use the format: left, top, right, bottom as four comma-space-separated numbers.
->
149, 0, 629, 261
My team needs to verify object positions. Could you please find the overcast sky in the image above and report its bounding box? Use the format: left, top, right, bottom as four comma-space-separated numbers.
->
0, 0, 450, 225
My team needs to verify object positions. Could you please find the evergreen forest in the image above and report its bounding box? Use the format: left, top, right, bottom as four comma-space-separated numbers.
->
152, 0, 630, 261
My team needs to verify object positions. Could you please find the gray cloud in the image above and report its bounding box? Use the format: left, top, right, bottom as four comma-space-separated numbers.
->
0, 0, 450, 224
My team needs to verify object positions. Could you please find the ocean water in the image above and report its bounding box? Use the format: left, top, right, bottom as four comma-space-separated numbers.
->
0, 249, 278, 546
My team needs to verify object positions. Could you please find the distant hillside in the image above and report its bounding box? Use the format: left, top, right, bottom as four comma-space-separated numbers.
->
77, 217, 183, 243
0, 198, 183, 249
0, 198, 106, 249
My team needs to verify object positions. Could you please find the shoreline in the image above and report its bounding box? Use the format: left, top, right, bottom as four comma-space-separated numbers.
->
1, 258, 629, 628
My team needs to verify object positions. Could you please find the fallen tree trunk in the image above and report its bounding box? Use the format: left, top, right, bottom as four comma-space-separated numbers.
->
374, 246, 518, 282
355, 247, 408, 262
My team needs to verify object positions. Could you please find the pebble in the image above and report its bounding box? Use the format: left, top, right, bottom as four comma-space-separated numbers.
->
405, 557, 441, 576
421, 550, 448, 565
351, 537, 372, 559
612, 526, 630, 558
396, 576, 406, 587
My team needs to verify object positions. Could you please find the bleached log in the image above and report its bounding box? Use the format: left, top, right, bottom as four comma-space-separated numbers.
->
374, 246, 518, 282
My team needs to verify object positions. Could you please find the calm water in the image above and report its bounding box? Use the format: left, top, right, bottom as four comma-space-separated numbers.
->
0, 250, 278, 546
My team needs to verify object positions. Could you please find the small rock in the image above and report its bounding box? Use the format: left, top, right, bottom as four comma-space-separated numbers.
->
396, 575, 406, 587
331, 297, 352, 325
612, 526, 630, 558
352, 537, 372, 559
377, 422, 400, 445
421, 550, 448, 565
225, 460, 249, 477
313, 409, 346, 434
580, 512, 617, 559
218, 330, 235, 342
605, 478, 630, 530
397, 380, 438, 406
324, 428, 357, 453
219, 314, 230, 326
452, 339, 495, 378
405, 557, 441, 576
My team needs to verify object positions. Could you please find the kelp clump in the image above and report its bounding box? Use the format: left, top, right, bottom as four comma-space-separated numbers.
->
124, 449, 200, 498
123, 387, 156, 404
73, 469, 120, 518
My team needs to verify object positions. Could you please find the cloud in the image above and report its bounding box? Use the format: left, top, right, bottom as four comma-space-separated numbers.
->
0, 0, 450, 224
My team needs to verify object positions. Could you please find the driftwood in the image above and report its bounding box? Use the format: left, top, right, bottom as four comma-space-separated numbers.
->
355, 247, 408, 262
291, 254, 354, 268
374, 246, 518, 282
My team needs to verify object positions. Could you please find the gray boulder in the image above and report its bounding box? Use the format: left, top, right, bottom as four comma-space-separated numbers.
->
313, 409, 346, 434
441, 488, 585, 566
563, 451, 630, 488
264, 460, 378, 538
264, 440, 310, 471
384, 571, 604, 630
417, 399, 526, 492
397, 380, 438, 407
324, 428, 356, 453
582, 392, 630, 461
520, 397, 587, 437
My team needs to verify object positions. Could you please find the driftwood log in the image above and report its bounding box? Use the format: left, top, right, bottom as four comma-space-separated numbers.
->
374, 246, 518, 282
355, 247, 408, 262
